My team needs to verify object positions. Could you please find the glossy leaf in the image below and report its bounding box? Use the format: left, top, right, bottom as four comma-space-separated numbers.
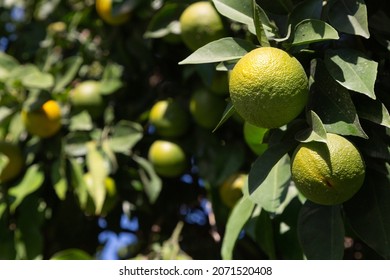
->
344, 168, 390, 259
295, 110, 327, 143
213, 0, 255, 34
179, 37, 256, 65
221, 196, 255, 260
328, 0, 370, 38
308, 60, 368, 138
8, 164, 45, 213
253, 1, 270, 47
250, 154, 291, 213
248, 140, 296, 196
325, 48, 378, 99
298, 201, 345, 260
288, 0, 322, 29
292, 19, 339, 46
354, 96, 390, 128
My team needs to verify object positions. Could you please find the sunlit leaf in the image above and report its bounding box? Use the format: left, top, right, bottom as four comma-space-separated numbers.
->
51, 158, 67, 200
213, 0, 255, 34
250, 154, 291, 213
133, 155, 162, 204
295, 110, 327, 143
8, 164, 44, 213
179, 37, 256, 65
69, 111, 93, 131
86, 142, 108, 215
292, 19, 339, 46
324, 48, 378, 99
253, 1, 270, 47
248, 140, 296, 196
221, 196, 255, 259
108, 120, 143, 154
328, 0, 370, 38
308, 60, 368, 138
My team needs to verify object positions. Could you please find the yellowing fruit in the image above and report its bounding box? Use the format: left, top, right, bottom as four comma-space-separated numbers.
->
291, 133, 365, 205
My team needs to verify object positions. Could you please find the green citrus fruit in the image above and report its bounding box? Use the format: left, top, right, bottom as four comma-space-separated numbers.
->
243, 122, 268, 156
83, 173, 118, 216
179, 1, 227, 51
149, 99, 190, 138
291, 133, 365, 205
219, 173, 247, 208
229, 47, 309, 129
70, 80, 105, 119
22, 100, 62, 138
148, 140, 187, 178
96, 0, 131, 26
0, 141, 24, 183
189, 88, 226, 129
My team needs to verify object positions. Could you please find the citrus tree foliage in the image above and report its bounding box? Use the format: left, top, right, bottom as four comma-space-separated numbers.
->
0, 0, 389, 260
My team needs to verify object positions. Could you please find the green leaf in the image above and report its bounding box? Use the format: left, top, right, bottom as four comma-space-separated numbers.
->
0, 107, 15, 124
248, 140, 296, 197
344, 168, 390, 259
0, 52, 19, 81
50, 249, 92, 260
51, 158, 67, 200
354, 96, 390, 128
21, 70, 54, 90
308, 59, 368, 138
53, 56, 83, 93
133, 155, 162, 204
108, 120, 144, 154
249, 154, 291, 213
212, 101, 235, 132
65, 132, 90, 157
69, 158, 88, 209
324, 48, 378, 99
86, 142, 108, 215
100, 63, 124, 95
221, 196, 255, 259
213, 0, 256, 34
254, 210, 276, 259
144, 3, 183, 39
288, 0, 322, 29
8, 164, 44, 213
178, 37, 256, 65
298, 201, 345, 260
292, 19, 339, 46
295, 110, 328, 143
69, 111, 93, 131
253, 1, 270, 47
328, 0, 370, 38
